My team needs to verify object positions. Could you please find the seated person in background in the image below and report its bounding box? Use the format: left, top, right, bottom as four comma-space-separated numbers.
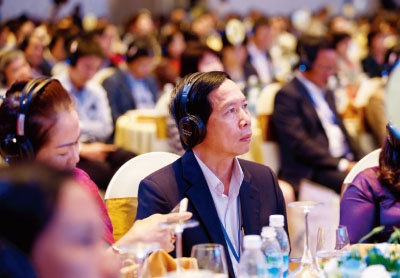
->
102, 37, 159, 124
56, 36, 135, 190
245, 16, 276, 85
0, 49, 31, 97
154, 29, 187, 88
362, 31, 388, 78
272, 35, 362, 195
0, 164, 120, 278
0, 78, 190, 253
340, 123, 400, 243
19, 34, 52, 77
136, 71, 287, 277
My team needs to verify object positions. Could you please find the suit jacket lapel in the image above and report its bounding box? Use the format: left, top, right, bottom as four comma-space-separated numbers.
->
180, 152, 235, 274
120, 70, 137, 109
238, 161, 261, 235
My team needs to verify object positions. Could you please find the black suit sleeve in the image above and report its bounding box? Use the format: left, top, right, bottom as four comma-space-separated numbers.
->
272, 89, 340, 168
135, 178, 171, 221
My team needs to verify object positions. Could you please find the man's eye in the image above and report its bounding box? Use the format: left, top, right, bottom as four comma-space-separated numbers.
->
243, 103, 248, 109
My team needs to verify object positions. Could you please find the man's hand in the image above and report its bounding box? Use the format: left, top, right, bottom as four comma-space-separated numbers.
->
79, 142, 116, 162
116, 212, 192, 252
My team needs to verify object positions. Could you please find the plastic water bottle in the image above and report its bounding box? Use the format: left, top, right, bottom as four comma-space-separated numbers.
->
238, 235, 268, 278
261, 226, 282, 278
246, 75, 260, 116
269, 215, 290, 278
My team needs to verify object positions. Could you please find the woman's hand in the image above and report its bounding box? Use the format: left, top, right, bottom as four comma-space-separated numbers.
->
115, 212, 192, 252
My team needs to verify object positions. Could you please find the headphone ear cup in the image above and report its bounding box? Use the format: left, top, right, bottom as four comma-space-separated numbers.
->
18, 137, 35, 161
178, 115, 206, 148
0, 135, 33, 163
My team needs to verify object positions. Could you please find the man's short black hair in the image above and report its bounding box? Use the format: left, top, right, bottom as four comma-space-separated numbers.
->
296, 35, 335, 70
68, 35, 104, 66
126, 36, 156, 63
253, 16, 270, 33
170, 71, 230, 150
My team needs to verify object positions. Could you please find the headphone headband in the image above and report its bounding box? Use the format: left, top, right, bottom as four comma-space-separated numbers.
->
18, 77, 53, 136
180, 72, 203, 117
387, 122, 400, 151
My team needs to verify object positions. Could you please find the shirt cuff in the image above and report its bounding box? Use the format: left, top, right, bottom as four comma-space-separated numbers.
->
338, 158, 350, 172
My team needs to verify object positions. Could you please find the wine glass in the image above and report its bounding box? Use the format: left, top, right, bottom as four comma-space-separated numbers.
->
316, 226, 350, 268
117, 242, 160, 278
191, 244, 228, 278
161, 198, 199, 273
287, 201, 325, 278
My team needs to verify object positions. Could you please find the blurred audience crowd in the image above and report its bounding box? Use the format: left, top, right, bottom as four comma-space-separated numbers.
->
0, 3, 399, 201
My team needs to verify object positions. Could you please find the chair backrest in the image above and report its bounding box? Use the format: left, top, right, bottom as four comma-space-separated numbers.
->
105, 152, 180, 199
341, 148, 381, 195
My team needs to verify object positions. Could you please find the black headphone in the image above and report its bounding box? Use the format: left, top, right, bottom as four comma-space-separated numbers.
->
177, 72, 206, 149
67, 40, 79, 66
0, 77, 53, 163
387, 122, 400, 162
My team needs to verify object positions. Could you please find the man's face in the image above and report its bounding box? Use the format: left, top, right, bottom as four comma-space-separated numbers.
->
194, 79, 252, 158
254, 25, 272, 51
5, 56, 31, 87
25, 36, 44, 67
70, 55, 102, 88
131, 56, 155, 79
309, 49, 337, 88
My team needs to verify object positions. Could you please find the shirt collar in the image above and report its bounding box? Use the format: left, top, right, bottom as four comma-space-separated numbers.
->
295, 71, 325, 96
194, 154, 244, 198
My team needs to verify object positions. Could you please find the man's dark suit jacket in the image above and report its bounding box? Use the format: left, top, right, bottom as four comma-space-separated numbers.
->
271, 77, 362, 191
102, 68, 159, 123
135, 151, 287, 278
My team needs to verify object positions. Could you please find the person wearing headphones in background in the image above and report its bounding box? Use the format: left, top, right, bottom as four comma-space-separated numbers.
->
340, 123, 400, 243
0, 78, 191, 256
135, 71, 287, 278
272, 35, 362, 196
55, 36, 135, 190
102, 37, 159, 124
19, 34, 52, 78
0, 49, 31, 98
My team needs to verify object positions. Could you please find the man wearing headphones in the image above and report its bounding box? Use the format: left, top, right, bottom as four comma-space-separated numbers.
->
136, 71, 287, 278
272, 36, 362, 196
56, 36, 134, 190
102, 37, 159, 124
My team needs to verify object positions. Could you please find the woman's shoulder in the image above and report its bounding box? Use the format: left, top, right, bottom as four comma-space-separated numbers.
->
349, 166, 384, 196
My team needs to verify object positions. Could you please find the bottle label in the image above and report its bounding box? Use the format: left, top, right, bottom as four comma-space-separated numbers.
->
265, 254, 282, 278
282, 253, 289, 278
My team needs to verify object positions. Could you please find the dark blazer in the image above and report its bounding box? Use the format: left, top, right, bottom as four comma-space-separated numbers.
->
135, 151, 287, 278
271, 77, 362, 189
102, 68, 159, 123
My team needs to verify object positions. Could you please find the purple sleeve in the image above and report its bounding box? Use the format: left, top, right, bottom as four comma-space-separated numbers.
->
340, 170, 378, 244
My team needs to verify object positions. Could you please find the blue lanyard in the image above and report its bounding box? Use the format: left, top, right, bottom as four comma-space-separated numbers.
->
219, 197, 241, 263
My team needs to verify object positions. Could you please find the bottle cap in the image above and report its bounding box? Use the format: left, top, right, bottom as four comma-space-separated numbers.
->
269, 214, 284, 227
261, 226, 277, 239
243, 235, 262, 249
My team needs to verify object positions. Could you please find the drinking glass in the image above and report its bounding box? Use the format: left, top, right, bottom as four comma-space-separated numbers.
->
316, 226, 350, 268
118, 242, 160, 278
191, 244, 228, 278
287, 201, 325, 278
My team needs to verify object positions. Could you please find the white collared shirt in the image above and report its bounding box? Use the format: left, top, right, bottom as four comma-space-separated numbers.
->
296, 73, 349, 158
56, 71, 113, 143
247, 42, 273, 84
194, 154, 244, 277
